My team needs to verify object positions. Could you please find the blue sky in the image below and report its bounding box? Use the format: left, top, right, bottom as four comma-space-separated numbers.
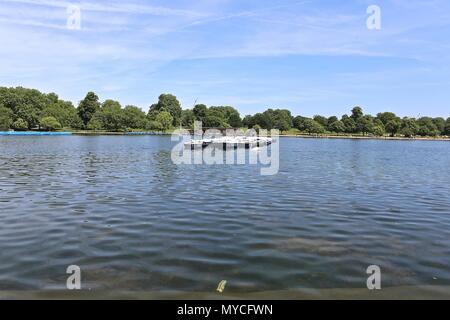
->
0, 0, 449, 117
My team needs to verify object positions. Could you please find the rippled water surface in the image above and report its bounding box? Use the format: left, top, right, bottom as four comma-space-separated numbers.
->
1, 136, 450, 298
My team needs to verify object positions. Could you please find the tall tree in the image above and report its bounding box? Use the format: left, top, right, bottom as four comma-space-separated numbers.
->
148, 94, 182, 127
181, 109, 195, 128
78, 92, 100, 126
341, 115, 357, 133
351, 106, 363, 121
192, 104, 208, 123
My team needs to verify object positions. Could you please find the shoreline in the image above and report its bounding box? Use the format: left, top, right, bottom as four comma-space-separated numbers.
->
278, 134, 450, 142
56, 131, 450, 142
2, 131, 450, 141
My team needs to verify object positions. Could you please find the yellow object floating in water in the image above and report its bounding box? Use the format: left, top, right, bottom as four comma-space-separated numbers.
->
217, 280, 227, 293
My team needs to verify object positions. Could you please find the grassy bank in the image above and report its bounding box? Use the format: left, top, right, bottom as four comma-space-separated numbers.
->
279, 128, 450, 141
71, 130, 172, 136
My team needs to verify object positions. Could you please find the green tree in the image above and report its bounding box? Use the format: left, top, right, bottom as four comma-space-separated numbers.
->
376, 112, 398, 126
327, 116, 338, 124
155, 111, 173, 131
417, 117, 439, 136
373, 118, 384, 128
42, 100, 81, 129
0, 87, 54, 129
293, 116, 309, 131
95, 100, 125, 131
326, 116, 338, 131
87, 117, 103, 131
228, 112, 243, 128
181, 109, 195, 128
12, 118, 28, 131
204, 109, 228, 127
444, 118, 450, 136
261, 109, 293, 131
0, 106, 12, 130
78, 92, 100, 126
122, 105, 147, 129
313, 115, 328, 128
210, 106, 242, 127
351, 106, 363, 121
252, 124, 261, 134
303, 119, 325, 134
357, 115, 374, 135
251, 112, 272, 129
40, 116, 61, 131
274, 117, 291, 132
328, 120, 345, 133
341, 115, 357, 133
400, 118, 418, 137
192, 104, 208, 123
242, 115, 254, 128
385, 118, 402, 137
15, 104, 41, 129
146, 120, 163, 131
433, 117, 446, 135
148, 94, 181, 126
372, 125, 385, 137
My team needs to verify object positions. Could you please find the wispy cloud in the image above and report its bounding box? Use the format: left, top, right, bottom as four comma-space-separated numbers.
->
0, 0, 449, 116
1, 0, 207, 17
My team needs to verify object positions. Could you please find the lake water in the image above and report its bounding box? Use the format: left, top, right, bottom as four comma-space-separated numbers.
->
1, 136, 450, 299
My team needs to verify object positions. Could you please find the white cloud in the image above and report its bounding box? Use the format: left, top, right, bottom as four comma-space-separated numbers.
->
1, 0, 208, 17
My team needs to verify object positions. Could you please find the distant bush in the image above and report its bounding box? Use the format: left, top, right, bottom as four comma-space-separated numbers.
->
12, 118, 28, 131
40, 116, 61, 131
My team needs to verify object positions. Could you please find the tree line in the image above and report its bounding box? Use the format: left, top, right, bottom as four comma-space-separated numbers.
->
0, 87, 242, 132
244, 106, 450, 137
0, 86, 449, 137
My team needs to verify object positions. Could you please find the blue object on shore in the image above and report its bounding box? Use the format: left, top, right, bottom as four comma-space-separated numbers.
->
0, 131, 72, 136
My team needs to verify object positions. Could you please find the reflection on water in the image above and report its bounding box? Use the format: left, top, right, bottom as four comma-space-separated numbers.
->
0, 136, 450, 298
